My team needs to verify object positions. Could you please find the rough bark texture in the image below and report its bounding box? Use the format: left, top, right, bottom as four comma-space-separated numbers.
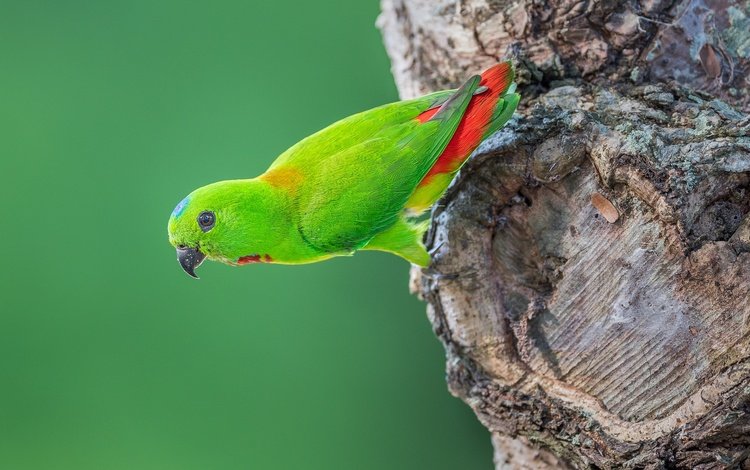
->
379, 1, 750, 468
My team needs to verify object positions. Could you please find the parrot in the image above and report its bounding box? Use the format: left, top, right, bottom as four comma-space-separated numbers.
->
168, 61, 519, 278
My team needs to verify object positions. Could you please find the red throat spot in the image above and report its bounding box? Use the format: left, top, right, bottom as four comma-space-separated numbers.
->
237, 254, 273, 265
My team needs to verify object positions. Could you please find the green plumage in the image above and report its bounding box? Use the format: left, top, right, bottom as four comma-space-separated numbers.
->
168, 63, 518, 275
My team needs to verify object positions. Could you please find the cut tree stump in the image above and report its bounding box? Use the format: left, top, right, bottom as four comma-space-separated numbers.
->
379, 0, 750, 468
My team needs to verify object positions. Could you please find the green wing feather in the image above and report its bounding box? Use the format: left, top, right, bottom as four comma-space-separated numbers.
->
268, 90, 453, 172
277, 76, 481, 253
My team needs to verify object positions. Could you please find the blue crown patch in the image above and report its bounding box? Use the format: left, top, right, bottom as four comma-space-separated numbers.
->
171, 196, 189, 219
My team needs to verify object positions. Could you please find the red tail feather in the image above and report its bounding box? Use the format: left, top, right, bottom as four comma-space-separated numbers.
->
416, 63, 514, 183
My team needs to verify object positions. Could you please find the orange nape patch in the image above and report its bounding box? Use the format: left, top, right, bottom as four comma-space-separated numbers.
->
238, 254, 273, 264
260, 166, 304, 191
415, 63, 513, 186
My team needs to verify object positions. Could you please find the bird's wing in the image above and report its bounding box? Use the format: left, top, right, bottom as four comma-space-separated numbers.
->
294, 76, 481, 253
267, 90, 454, 172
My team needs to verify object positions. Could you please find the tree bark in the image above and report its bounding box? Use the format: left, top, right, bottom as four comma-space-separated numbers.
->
378, 1, 750, 468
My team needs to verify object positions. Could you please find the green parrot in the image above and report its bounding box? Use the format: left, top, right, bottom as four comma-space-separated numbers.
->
168, 61, 519, 278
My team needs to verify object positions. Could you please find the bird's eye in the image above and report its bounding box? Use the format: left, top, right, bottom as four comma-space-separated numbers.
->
197, 211, 215, 232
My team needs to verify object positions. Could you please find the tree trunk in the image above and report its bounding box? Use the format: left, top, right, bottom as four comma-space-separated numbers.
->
378, 1, 750, 468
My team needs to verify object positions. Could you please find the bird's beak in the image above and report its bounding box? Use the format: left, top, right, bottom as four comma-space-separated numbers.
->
176, 246, 206, 279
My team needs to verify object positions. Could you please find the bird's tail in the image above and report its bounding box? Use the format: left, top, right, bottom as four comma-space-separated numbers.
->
478, 63, 520, 139
406, 61, 520, 213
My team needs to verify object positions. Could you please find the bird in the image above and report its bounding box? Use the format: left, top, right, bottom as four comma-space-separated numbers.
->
168, 61, 519, 278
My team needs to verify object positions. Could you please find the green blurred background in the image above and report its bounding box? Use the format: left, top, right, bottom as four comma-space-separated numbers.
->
0, 1, 492, 469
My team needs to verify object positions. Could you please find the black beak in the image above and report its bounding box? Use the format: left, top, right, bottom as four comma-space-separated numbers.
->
176, 246, 206, 279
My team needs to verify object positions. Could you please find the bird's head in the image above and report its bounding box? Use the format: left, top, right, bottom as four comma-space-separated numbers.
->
167, 179, 286, 278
